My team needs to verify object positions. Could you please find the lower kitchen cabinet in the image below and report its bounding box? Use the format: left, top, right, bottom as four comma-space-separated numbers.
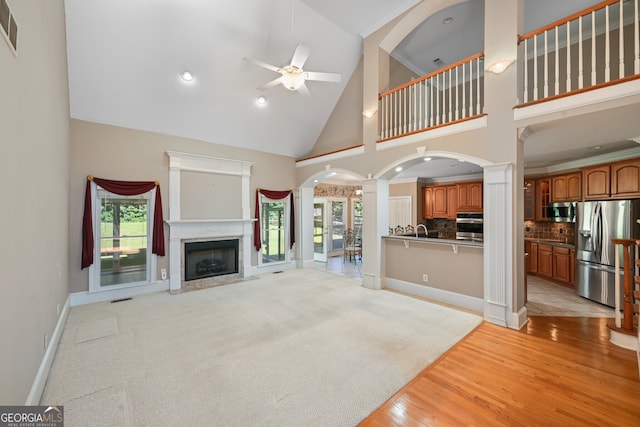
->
553, 246, 571, 283
538, 244, 553, 278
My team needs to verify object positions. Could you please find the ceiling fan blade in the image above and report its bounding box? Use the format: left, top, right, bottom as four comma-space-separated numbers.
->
257, 76, 284, 91
242, 56, 280, 73
297, 82, 312, 97
304, 71, 342, 83
290, 45, 310, 69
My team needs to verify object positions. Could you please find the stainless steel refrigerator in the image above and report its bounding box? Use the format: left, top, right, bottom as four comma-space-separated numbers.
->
575, 199, 640, 307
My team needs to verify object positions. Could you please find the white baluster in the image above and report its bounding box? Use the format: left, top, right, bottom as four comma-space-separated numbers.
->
592, 11, 597, 86
448, 69, 452, 123
380, 95, 385, 139
579, 16, 584, 89
533, 34, 539, 100
605, 5, 611, 82
455, 66, 459, 121
566, 22, 572, 93
524, 38, 529, 103
469, 60, 474, 115
462, 61, 467, 117
429, 78, 434, 127
544, 31, 549, 98
476, 57, 481, 114
436, 74, 440, 125
554, 26, 559, 95
619, 0, 625, 79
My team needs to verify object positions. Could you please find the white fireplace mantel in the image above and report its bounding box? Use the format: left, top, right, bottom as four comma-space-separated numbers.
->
165, 151, 254, 291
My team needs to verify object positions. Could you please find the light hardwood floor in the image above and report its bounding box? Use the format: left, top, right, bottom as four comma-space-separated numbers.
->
360, 317, 640, 426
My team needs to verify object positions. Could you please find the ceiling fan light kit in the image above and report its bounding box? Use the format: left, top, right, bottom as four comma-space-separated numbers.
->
243, 44, 341, 96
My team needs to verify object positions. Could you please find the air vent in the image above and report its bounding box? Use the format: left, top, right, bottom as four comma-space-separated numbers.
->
432, 58, 445, 68
1, 0, 17, 53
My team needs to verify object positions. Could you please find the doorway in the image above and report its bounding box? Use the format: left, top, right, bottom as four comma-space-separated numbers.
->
313, 198, 347, 262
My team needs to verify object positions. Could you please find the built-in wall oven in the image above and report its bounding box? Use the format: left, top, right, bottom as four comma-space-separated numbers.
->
456, 212, 483, 241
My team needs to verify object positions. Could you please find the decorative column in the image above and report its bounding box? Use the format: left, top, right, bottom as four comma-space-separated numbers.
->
294, 186, 316, 269
361, 178, 389, 290
483, 163, 516, 327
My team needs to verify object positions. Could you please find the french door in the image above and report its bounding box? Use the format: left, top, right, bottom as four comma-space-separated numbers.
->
313, 198, 347, 262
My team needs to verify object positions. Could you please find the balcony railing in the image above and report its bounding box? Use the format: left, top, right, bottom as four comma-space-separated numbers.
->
378, 52, 485, 142
518, 0, 640, 106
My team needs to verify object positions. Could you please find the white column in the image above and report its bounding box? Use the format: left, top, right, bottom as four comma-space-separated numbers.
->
361, 178, 389, 290
294, 187, 316, 269
483, 163, 519, 327
168, 162, 181, 221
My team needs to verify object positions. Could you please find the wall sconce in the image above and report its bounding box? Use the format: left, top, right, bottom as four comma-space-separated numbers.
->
363, 109, 377, 119
486, 59, 515, 74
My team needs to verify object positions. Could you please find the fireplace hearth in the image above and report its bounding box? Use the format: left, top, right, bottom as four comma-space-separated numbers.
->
184, 239, 239, 281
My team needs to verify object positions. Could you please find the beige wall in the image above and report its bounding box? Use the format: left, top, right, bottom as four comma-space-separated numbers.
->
308, 58, 364, 157
389, 181, 420, 226
69, 119, 297, 293
384, 239, 483, 298
389, 56, 416, 89
0, 1, 70, 404
180, 171, 242, 219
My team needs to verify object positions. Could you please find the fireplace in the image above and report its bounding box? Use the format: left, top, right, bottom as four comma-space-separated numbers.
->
184, 239, 239, 281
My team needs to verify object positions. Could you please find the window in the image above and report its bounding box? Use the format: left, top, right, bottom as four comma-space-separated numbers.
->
259, 194, 290, 265
90, 187, 156, 291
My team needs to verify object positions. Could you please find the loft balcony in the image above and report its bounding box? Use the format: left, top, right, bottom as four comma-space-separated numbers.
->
377, 0, 640, 144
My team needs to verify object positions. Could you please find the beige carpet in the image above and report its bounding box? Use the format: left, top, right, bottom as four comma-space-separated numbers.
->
41, 269, 482, 426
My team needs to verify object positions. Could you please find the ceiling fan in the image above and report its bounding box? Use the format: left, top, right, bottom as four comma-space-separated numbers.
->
243, 45, 341, 96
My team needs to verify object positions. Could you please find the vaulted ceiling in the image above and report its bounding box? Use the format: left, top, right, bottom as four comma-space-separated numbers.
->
64, 0, 640, 172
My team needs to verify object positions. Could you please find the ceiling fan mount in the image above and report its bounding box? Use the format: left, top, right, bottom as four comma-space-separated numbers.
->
243, 45, 341, 96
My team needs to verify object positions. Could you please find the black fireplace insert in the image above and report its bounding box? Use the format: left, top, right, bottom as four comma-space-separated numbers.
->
184, 239, 239, 281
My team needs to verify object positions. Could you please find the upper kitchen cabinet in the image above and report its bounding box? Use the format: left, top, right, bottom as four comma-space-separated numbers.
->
457, 182, 482, 212
432, 186, 448, 218
536, 178, 551, 221
611, 158, 640, 198
447, 185, 458, 220
551, 173, 581, 202
582, 165, 610, 200
524, 179, 535, 221
422, 186, 433, 219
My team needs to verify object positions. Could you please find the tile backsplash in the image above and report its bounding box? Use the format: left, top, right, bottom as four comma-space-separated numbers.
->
524, 221, 576, 243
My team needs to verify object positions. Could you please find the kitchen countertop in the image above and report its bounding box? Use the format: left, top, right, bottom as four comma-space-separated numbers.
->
384, 234, 483, 248
525, 237, 575, 249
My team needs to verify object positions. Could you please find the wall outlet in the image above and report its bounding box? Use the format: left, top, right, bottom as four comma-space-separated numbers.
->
422, 273, 429, 282
161, 268, 167, 280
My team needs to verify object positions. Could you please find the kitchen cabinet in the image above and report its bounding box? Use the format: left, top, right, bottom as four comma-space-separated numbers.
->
457, 181, 482, 212
611, 158, 640, 198
553, 246, 571, 284
538, 243, 553, 277
432, 186, 448, 218
422, 186, 433, 219
582, 165, 610, 199
536, 178, 551, 221
551, 172, 581, 202
570, 248, 576, 286
524, 179, 536, 221
525, 240, 539, 273
447, 185, 458, 219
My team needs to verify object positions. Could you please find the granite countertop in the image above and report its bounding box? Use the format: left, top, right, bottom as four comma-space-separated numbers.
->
525, 237, 575, 249
383, 234, 483, 248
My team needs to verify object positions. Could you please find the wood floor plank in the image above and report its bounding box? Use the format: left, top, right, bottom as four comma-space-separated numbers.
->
360, 317, 640, 427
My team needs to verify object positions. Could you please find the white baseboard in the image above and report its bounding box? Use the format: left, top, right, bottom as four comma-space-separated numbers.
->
70, 280, 170, 307
609, 329, 639, 351
508, 306, 529, 330
254, 261, 296, 275
385, 277, 484, 313
25, 294, 71, 405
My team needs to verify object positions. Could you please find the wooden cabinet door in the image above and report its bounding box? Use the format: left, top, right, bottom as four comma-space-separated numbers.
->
583, 166, 610, 200
536, 179, 551, 221
524, 180, 536, 221
422, 187, 433, 219
553, 246, 571, 283
570, 248, 576, 286
530, 242, 538, 273
566, 173, 581, 201
447, 185, 458, 219
611, 159, 640, 198
432, 186, 448, 218
538, 244, 553, 277
552, 175, 568, 202
457, 182, 482, 212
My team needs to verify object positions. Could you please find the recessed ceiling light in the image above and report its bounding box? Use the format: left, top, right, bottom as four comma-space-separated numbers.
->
458, 159, 466, 162
592, 146, 602, 150
256, 96, 267, 106
180, 71, 193, 81
424, 157, 432, 161
443, 17, 454, 25
313, 179, 319, 183
395, 166, 403, 172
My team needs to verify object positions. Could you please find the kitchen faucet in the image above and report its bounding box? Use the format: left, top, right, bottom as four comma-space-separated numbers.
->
416, 224, 428, 238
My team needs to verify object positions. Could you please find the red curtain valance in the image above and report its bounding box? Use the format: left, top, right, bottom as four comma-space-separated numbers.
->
253, 189, 295, 251
81, 176, 165, 269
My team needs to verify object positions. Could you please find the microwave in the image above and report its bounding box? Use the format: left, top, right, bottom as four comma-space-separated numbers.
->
546, 202, 576, 222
